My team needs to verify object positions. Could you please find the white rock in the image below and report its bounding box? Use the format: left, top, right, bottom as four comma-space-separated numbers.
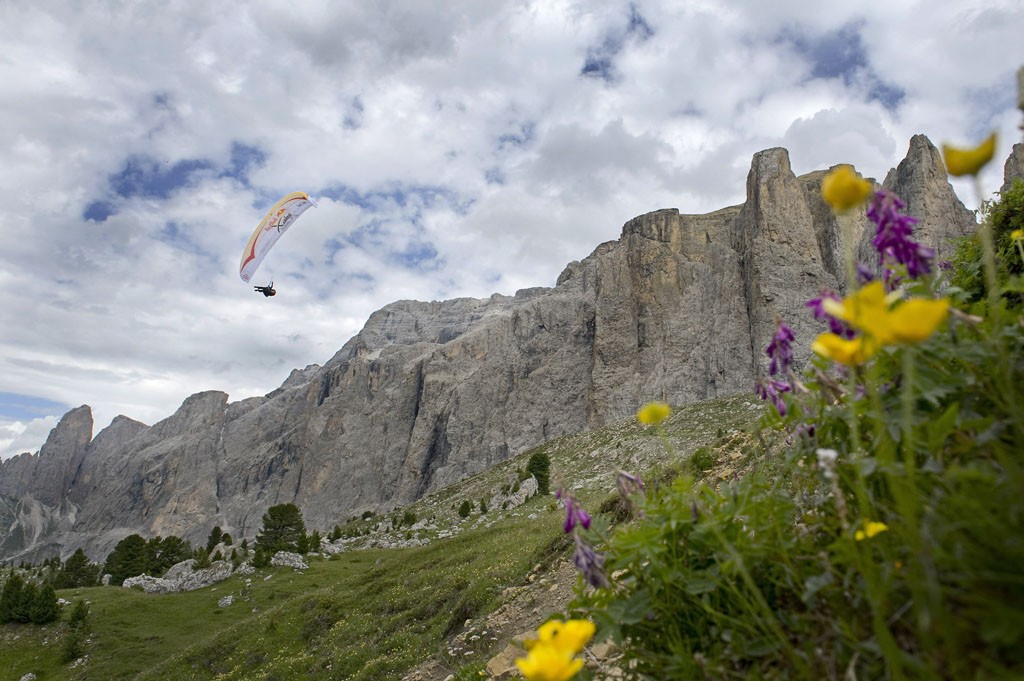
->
270, 551, 309, 571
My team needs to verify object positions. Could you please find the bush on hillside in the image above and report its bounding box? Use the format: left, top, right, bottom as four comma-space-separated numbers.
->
526, 451, 551, 495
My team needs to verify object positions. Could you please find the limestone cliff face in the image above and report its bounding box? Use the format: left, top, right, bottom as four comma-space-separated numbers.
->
880, 135, 977, 265
1004, 142, 1024, 194
0, 136, 987, 562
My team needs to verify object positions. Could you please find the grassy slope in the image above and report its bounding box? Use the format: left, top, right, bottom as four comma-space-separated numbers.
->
0, 393, 761, 681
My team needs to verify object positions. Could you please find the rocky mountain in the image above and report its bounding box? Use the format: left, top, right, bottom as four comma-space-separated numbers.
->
1, 135, 1008, 563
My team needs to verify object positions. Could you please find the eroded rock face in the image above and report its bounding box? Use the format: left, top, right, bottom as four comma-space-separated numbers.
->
1003, 142, 1024, 194
878, 135, 977, 266
0, 136, 989, 562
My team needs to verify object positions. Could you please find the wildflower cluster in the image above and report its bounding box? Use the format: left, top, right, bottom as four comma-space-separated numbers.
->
575, 120, 1024, 679
516, 619, 595, 681
867, 189, 936, 284
557, 489, 608, 589
756, 318, 796, 415
810, 280, 949, 366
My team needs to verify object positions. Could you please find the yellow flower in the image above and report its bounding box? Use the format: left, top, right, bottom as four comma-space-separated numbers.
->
821, 165, 874, 212
942, 132, 997, 177
822, 281, 891, 330
821, 281, 949, 347
515, 643, 584, 681
636, 401, 671, 425
1012, 229, 1024, 241
533, 619, 595, 655
881, 298, 950, 344
854, 520, 889, 541
811, 333, 878, 366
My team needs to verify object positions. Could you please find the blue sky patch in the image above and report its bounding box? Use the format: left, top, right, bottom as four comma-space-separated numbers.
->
498, 121, 536, 149
778, 23, 905, 110
112, 156, 213, 200
581, 3, 654, 83
83, 200, 116, 222
83, 141, 268, 222
485, 167, 506, 185
342, 96, 365, 130
0, 392, 71, 422
319, 182, 469, 215
391, 240, 442, 271
222, 143, 266, 186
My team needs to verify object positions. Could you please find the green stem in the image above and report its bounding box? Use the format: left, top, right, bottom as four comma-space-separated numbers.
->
974, 177, 1000, 315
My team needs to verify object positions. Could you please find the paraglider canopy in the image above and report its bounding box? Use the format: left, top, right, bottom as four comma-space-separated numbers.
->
239, 191, 316, 284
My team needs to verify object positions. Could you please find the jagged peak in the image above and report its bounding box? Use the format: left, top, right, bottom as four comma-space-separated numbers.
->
1002, 142, 1024, 194
39, 405, 93, 454
748, 147, 793, 180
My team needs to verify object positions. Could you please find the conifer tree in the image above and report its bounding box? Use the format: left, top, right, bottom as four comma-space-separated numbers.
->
56, 548, 99, 589
30, 583, 59, 624
206, 526, 224, 553
526, 451, 551, 495
103, 534, 149, 585
0, 572, 25, 623
255, 503, 306, 554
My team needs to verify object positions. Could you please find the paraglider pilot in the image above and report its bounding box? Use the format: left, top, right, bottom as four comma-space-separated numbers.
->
254, 282, 276, 297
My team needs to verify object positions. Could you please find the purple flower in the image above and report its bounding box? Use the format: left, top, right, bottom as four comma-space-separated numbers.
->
806, 291, 854, 339
616, 470, 645, 498
793, 422, 817, 439
765, 320, 796, 377
616, 470, 646, 519
560, 492, 591, 533
755, 378, 791, 416
856, 263, 875, 285
572, 533, 610, 589
867, 190, 935, 283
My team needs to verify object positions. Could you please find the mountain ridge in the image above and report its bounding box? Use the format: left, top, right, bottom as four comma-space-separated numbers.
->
3, 134, 1018, 563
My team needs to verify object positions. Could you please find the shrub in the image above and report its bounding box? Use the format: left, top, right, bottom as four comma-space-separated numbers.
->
192, 548, 211, 570
61, 628, 87, 663
67, 599, 90, 628
251, 547, 271, 568
457, 500, 473, 518
688, 445, 716, 474
526, 451, 551, 495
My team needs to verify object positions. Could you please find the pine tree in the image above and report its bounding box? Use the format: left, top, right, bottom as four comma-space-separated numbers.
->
255, 503, 306, 554
67, 599, 90, 628
104, 534, 149, 585
206, 526, 224, 553
30, 583, 60, 624
526, 451, 552, 495
192, 547, 212, 570
56, 549, 97, 589
18, 581, 38, 624
148, 535, 192, 576
0, 572, 25, 623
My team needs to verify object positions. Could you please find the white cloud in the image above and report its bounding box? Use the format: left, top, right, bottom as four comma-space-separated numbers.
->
2, 0, 1023, 459
0, 416, 60, 460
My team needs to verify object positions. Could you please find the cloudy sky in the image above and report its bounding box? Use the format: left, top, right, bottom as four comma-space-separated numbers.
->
2, 0, 1023, 460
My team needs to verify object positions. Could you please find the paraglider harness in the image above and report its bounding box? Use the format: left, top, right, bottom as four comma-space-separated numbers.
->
254, 282, 276, 297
